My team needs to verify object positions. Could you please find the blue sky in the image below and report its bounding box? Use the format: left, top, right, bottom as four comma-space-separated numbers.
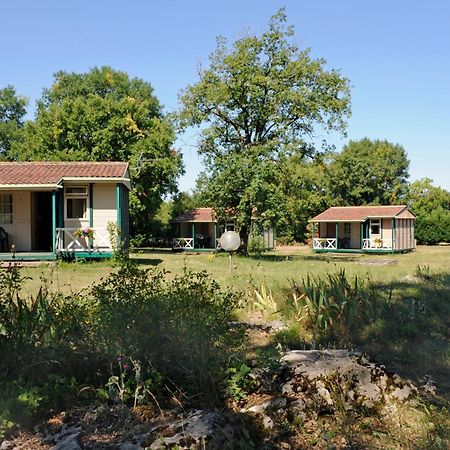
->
2, 0, 449, 191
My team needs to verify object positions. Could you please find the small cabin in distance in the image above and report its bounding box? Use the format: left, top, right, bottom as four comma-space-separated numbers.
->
171, 207, 275, 251
310, 205, 416, 253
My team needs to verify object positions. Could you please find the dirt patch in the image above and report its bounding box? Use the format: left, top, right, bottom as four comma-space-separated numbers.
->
359, 258, 398, 266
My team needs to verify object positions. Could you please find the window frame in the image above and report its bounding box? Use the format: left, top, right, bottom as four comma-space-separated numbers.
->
64, 186, 88, 220
344, 222, 351, 237
370, 219, 381, 236
0, 193, 13, 225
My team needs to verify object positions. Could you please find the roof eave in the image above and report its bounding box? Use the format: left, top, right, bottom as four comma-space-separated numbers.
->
0, 184, 61, 191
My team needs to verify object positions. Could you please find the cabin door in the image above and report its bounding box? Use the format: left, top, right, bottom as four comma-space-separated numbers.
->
32, 192, 53, 251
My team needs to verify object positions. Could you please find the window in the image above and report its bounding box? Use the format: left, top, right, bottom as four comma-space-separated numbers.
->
65, 186, 87, 219
344, 223, 351, 237
0, 194, 12, 224
370, 219, 380, 235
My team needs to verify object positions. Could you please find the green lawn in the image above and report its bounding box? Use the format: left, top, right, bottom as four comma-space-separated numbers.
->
17, 245, 449, 400
19, 245, 450, 298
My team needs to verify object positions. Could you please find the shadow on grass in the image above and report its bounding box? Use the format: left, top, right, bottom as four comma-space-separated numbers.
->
130, 257, 163, 266
355, 274, 450, 398
243, 253, 362, 263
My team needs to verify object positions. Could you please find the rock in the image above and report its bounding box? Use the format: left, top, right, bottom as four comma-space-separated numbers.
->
263, 415, 274, 429
244, 400, 271, 414
119, 443, 142, 450
51, 433, 81, 450
279, 350, 417, 414
391, 384, 414, 401
148, 409, 235, 449
0, 441, 13, 450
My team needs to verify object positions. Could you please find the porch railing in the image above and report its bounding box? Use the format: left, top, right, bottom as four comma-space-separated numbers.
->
313, 237, 337, 250
56, 228, 111, 252
362, 238, 393, 250
172, 237, 194, 250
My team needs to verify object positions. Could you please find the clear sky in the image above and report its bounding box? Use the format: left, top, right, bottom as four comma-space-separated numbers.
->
2, 0, 449, 191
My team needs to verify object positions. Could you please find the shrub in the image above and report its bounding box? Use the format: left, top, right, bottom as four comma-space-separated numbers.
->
247, 234, 266, 255
0, 261, 243, 435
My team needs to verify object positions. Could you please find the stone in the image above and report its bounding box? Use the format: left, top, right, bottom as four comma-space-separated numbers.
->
51, 433, 81, 450
391, 384, 413, 401
0, 441, 13, 450
263, 415, 274, 429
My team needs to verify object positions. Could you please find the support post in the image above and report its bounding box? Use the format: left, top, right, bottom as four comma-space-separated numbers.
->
192, 223, 195, 249
52, 190, 56, 254
312, 222, 315, 248
392, 219, 396, 250
335, 222, 339, 249
360, 223, 363, 249
89, 183, 94, 227
214, 223, 218, 250
89, 184, 94, 249
116, 183, 121, 245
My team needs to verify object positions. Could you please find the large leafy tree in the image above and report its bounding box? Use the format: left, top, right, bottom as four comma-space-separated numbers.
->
277, 154, 331, 242
328, 138, 409, 205
13, 67, 183, 238
407, 178, 450, 244
178, 9, 351, 248
0, 85, 27, 158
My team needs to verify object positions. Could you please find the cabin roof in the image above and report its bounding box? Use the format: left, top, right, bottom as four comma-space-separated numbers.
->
0, 161, 130, 188
311, 205, 415, 222
171, 208, 216, 223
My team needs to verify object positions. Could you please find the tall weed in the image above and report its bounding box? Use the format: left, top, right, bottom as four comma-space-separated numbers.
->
291, 270, 381, 347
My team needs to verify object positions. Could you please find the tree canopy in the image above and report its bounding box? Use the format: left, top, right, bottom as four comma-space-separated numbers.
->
12, 66, 183, 237
0, 85, 27, 158
328, 138, 409, 206
408, 178, 450, 244
178, 9, 351, 248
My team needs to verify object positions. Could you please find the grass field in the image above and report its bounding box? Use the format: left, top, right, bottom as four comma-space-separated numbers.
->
3, 245, 449, 446
19, 245, 450, 296
16, 245, 449, 399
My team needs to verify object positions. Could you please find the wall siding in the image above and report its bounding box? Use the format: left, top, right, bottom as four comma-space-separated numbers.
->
92, 184, 117, 248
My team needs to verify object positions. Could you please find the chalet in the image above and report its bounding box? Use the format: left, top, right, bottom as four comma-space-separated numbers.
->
171, 207, 275, 251
0, 161, 130, 260
310, 205, 416, 253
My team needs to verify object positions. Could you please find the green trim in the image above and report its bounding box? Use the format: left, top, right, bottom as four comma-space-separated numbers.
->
392, 219, 396, 250
312, 222, 315, 241
0, 253, 56, 261
335, 223, 339, 248
56, 251, 113, 260
89, 183, 94, 227
191, 223, 195, 249
116, 183, 121, 245
52, 191, 56, 254
313, 248, 411, 254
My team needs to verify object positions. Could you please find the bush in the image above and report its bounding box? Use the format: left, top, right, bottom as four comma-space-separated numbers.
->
0, 261, 243, 435
247, 234, 266, 255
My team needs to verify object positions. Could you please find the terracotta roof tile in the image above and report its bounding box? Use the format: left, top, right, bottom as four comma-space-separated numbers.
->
311, 205, 413, 222
0, 162, 129, 185
172, 208, 216, 223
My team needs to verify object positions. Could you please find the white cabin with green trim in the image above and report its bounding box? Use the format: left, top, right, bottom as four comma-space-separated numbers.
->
310, 205, 416, 253
0, 162, 130, 260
